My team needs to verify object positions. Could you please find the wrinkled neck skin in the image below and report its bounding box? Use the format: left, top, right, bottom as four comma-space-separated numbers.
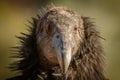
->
37, 17, 107, 80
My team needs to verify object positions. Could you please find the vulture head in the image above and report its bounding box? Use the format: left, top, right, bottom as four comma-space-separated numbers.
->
36, 7, 84, 73
7, 5, 108, 80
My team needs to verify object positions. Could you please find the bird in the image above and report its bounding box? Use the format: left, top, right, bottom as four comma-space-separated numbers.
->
7, 5, 108, 80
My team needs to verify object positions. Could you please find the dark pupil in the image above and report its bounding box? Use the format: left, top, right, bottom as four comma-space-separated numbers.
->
47, 24, 53, 34
74, 27, 77, 31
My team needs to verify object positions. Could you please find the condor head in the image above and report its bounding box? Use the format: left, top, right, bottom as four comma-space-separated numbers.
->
36, 7, 84, 73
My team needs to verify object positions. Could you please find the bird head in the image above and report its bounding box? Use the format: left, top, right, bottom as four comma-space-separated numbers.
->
36, 7, 84, 73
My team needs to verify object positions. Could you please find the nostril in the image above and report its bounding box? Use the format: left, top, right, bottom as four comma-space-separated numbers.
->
61, 46, 67, 50
56, 35, 60, 39
61, 47, 63, 50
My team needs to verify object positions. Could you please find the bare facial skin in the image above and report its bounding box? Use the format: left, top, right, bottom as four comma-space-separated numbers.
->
36, 7, 84, 73
7, 5, 108, 80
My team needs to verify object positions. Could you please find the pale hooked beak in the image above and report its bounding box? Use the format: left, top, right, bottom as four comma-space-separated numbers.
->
53, 37, 72, 73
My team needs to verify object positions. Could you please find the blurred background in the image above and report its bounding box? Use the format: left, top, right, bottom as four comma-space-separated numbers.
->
0, 0, 120, 80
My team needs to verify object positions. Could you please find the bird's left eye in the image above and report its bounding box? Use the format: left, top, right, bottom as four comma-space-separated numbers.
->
74, 27, 78, 31
74, 27, 77, 31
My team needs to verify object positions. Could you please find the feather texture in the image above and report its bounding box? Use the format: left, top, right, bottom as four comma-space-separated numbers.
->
7, 6, 108, 80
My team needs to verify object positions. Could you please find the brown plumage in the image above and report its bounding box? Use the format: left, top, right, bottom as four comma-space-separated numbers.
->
7, 5, 108, 80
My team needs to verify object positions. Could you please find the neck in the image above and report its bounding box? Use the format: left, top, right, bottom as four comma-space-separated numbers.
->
38, 42, 106, 80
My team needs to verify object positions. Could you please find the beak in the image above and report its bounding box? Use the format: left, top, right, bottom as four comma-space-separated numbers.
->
53, 37, 72, 73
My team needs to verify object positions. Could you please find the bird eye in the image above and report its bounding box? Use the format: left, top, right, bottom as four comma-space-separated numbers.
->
46, 23, 53, 35
74, 27, 78, 31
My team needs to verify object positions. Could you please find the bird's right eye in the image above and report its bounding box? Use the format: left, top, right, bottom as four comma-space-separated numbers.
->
46, 23, 54, 36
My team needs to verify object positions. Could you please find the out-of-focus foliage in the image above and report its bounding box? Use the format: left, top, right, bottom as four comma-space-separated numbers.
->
0, 0, 120, 80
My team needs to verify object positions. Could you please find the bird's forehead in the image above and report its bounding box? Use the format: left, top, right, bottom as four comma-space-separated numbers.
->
46, 8, 80, 30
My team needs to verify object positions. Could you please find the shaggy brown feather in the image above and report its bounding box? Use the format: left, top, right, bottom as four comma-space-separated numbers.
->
7, 6, 108, 80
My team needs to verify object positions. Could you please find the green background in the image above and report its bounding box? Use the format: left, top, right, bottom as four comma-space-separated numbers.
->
0, 0, 120, 80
